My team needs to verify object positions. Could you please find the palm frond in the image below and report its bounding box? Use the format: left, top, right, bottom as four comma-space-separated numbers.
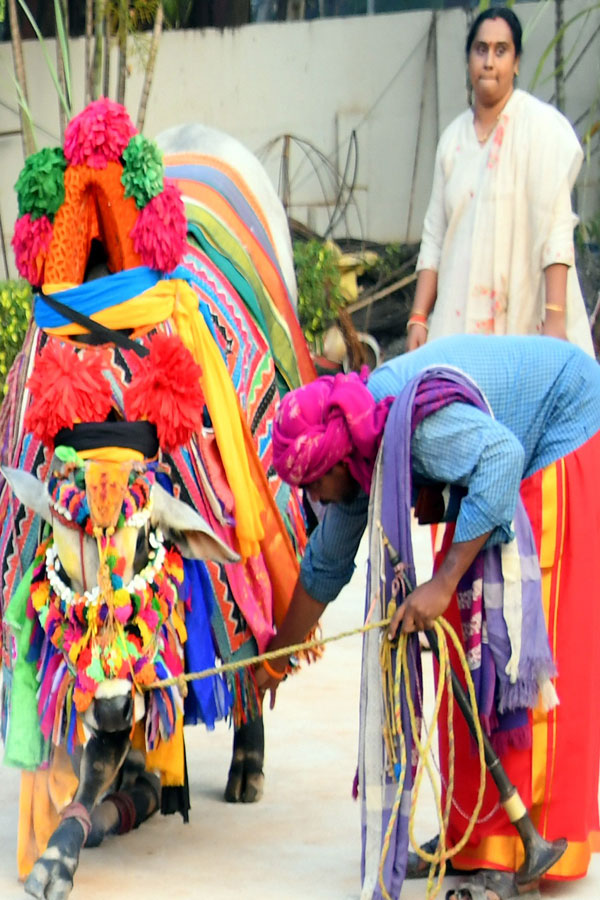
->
54, 0, 72, 112
16, 0, 70, 117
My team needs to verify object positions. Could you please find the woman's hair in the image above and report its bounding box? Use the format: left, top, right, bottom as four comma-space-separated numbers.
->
466, 7, 523, 59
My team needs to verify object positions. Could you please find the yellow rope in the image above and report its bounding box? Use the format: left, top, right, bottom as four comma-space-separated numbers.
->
142, 618, 391, 691
377, 616, 487, 900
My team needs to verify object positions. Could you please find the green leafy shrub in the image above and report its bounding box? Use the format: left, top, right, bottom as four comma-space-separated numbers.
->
366, 242, 415, 282
0, 279, 32, 394
293, 239, 346, 346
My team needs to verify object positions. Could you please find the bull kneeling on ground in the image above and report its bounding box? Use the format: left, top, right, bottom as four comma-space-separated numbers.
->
3, 454, 252, 900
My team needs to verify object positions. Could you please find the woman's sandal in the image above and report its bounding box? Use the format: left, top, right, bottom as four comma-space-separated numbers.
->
405, 834, 458, 879
445, 869, 541, 900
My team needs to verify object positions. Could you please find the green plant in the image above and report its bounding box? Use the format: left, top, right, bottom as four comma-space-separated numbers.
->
293, 240, 346, 345
0, 279, 32, 394
366, 242, 415, 282
576, 214, 600, 249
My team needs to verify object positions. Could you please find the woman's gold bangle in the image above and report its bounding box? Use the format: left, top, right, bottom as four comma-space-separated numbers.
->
545, 304, 565, 313
407, 315, 429, 333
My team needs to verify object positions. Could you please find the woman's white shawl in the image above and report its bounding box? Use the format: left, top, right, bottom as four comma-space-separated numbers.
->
417, 89, 593, 354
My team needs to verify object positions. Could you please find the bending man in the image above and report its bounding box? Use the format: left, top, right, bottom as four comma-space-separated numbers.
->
257, 334, 600, 900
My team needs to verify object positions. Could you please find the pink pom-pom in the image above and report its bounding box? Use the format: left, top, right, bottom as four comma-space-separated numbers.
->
12, 213, 53, 286
63, 98, 137, 170
130, 182, 187, 272
123, 333, 204, 452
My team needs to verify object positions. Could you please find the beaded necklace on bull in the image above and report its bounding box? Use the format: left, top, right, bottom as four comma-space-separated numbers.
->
31, 453, 186, 715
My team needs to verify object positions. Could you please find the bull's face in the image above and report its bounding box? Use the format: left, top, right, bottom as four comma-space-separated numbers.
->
3, 457, 238, 743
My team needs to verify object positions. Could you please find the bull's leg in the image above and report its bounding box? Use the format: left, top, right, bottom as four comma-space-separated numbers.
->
24, 730, 130, 900
86, 750, 161, 848
224, 714, 265, 803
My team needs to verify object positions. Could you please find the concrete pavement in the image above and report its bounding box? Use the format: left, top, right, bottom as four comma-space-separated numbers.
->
0, 533, 598, 898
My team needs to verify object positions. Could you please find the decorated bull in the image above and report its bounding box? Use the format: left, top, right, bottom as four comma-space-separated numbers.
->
0, 99, 316, 899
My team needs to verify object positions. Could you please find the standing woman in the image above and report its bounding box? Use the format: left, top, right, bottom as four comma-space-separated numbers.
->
407, 7, 594, 354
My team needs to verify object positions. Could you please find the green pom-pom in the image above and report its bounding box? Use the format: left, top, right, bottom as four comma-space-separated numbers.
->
15, 147, 67, 221
121, 134, 164, 208
54, 445, 85, 467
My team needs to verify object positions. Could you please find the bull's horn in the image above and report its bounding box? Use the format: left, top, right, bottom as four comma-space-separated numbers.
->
1, 466, 52, 523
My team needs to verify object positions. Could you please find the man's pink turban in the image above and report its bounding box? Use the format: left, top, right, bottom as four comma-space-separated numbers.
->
272, 370, 393, 495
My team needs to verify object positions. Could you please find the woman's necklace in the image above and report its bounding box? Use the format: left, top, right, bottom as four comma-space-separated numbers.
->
473, 91, 513, 145
475, 113, 501, 145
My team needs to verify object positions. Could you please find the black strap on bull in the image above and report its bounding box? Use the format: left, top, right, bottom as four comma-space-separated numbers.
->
54, 421, 160, 458
36, 293, 150, 358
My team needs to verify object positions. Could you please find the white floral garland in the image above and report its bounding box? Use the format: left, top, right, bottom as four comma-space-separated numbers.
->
45, 526, 166, 609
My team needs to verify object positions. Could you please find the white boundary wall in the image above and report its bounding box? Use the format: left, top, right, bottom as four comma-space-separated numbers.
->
0, 3, 598, 278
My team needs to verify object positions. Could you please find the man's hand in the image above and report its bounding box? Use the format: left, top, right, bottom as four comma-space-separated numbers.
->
387, 529, 493, 638
254, 657, 289, 710
387, 577, 453, 636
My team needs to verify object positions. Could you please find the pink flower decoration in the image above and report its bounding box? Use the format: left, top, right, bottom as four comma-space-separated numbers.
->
12, 213, 53, 286
130, 182, 187, 272
114, 603, 134, 624
63, 98, 137, 169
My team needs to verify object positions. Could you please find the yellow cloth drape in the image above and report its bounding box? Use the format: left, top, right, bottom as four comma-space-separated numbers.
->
42, 279, 265, 560
137, 716, 185, 787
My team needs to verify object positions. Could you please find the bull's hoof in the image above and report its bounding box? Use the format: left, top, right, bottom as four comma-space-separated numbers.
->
241, 770, 264, 804
25, 856, 74, 900
224, 749, 264, 803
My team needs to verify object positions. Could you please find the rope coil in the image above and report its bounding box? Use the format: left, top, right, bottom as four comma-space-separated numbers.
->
378, 616, 487, 900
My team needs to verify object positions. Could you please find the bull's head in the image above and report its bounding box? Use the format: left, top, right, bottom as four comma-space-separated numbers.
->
3, 455, 238, 743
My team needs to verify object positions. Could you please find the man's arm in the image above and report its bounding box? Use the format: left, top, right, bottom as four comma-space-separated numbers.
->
412, 404, 525, 546
259, 577, 326, 675
256, 492, 369, 699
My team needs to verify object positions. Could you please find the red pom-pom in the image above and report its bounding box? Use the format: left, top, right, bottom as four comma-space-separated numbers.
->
24, 342, 115, 446
123, 333, 204, 452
